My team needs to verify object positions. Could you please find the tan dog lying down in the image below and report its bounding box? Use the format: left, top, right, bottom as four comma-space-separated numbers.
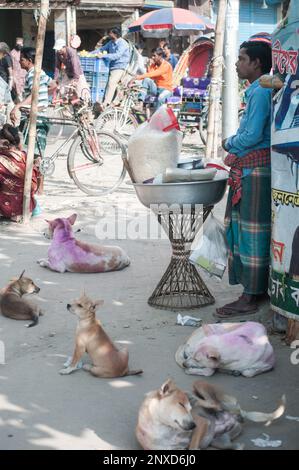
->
136, 379, 285, 450
38, 214, 130, 273
175, 322, 275, 377
0, 271, 42, 327
60, 293, 143, 377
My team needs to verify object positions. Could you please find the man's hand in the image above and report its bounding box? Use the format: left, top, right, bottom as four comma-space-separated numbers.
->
10, 106, 20, 126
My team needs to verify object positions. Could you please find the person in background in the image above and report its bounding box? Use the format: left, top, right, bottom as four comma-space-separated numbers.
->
0, 124, 38, 222
10, 47, 57, 195
54, 38, 90, 101
215, 40, 272, 318
158, 39, 167, 49
163, 43, 178, 70
131, 47, 173, 109
0, 43, 13, 93
135, 44, 147, 75
10, 37, 27, 103
95, 27, 130, 108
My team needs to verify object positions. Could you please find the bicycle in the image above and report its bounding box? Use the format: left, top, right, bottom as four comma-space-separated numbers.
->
20, 96, 127, 196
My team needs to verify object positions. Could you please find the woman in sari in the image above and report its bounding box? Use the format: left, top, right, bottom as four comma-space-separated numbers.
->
0, 124, 38, 221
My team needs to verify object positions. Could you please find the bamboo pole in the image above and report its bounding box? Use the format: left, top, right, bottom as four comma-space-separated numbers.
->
22, 0, 49, 223
205, 0, 227, 161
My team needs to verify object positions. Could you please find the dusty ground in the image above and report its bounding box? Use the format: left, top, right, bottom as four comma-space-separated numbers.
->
0, 135, 298, 450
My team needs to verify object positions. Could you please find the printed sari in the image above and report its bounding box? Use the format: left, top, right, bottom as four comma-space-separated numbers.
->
0, 144, 38, 219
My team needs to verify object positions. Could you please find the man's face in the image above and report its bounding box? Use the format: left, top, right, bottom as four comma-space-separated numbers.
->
235, 47, 260, 80
58, 46, 67, 56
152, 53, 162, 65
20, 55, 32, 70
108, 31, 117, 41
163, 46, 170, 57
15, 39, 23, 50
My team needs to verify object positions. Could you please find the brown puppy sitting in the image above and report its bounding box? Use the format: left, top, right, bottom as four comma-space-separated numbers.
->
60, 293, 143, 377
0, 271, 42, 327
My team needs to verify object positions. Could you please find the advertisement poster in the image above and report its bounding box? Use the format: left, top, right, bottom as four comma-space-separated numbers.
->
270, 1, 299, 320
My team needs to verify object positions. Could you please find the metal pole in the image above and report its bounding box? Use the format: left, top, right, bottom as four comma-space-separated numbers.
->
22, 0, 49, 223
205, 0, 227, 160
222, 0, 239, 139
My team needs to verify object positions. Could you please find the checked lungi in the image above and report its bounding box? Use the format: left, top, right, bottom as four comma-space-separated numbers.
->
224, 150, 271, 295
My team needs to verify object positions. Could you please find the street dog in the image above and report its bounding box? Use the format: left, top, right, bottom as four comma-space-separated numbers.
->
59, 293, 143, 377
0, 270, 42, 327
38, 213, 130, 273
136, 379, 285, 450
175, 322, 275, 377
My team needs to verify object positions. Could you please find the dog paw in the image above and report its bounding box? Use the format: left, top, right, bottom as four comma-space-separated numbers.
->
59, 367, 75, 375
37, 259, 48, 267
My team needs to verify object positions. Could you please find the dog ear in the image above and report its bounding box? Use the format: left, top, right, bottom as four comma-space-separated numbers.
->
68, 214, 77, 225
19, 270, 25, 279
206, 348, 220, 364
159, 379, 175, 397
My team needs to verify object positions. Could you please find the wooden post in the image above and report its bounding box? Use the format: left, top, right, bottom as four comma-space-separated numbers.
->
205, 0, 227, 161
22, 0, 49, 223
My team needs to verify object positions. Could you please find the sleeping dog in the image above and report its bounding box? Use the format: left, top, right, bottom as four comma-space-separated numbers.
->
136, 379, 285, 450
38, 213, 130, 273
175, 322, 275, 377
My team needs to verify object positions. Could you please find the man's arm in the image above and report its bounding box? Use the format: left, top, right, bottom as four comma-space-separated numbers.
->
102, 40, 128, 61
136, 62, 167, 81
226, 87, 271, 153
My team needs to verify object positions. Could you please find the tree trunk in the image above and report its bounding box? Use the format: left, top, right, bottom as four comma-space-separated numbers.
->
22, 0, 49, 223
205, 0, 227, 161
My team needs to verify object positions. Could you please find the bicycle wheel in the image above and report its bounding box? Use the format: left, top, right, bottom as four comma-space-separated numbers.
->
67, 130, 126, 196
95, 107, 138, 141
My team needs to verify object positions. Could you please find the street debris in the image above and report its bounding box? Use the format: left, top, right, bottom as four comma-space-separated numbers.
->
176, 314, 202, 327
251, 433, 282, 448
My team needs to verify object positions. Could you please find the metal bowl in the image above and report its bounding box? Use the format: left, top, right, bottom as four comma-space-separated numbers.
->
133, 176, 228, 208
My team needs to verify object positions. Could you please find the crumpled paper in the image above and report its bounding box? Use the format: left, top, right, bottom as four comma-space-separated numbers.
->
176, 314, 202, 327
251, 433, 282, 448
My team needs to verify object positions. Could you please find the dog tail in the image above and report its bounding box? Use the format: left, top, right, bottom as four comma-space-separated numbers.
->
26, 315, 39, 328
240, 395, 286, 425
126, 369, 143, 376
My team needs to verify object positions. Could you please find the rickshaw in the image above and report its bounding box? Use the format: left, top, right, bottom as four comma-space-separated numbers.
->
95, 37, 214, 144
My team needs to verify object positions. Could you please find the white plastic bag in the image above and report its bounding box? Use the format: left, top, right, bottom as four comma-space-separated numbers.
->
189, 213, 228, 279
128, 105, 183, 183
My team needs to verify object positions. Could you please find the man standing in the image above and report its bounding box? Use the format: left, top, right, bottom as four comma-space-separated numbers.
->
133, 48, 173, 108
0, 42, 13, 93
215, 40, 272, 318
10, 47, 56, 194
96, 27, 130, 107
10, 37, 27, 102
54, 38, 90, 101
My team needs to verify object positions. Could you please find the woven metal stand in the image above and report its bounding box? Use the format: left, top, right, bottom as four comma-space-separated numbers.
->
148, 206, 215, 310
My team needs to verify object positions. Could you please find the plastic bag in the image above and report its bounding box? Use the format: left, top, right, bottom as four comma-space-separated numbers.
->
128, 105, 182, 183
189, 213, 228, 279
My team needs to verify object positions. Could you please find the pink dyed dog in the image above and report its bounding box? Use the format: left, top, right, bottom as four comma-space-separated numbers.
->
38, 214, 130, 273
175, 322, 275, 378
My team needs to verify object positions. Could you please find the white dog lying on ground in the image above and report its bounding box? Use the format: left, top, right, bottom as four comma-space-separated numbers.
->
175, 322, 275, 377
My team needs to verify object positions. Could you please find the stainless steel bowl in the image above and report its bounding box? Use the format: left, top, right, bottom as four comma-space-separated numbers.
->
133, 176, 228, 208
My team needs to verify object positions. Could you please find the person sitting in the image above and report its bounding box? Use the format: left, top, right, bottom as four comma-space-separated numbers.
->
132, 48, 173, 109
163, 43, 178, 70
0, 124, 38, 222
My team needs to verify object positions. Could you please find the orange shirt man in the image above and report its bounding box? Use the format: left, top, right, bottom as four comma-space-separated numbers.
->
133, 48, 173, 107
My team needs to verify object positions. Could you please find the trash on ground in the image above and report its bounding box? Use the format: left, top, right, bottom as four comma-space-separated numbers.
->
176, 314, 202, 327
251, 433, 282, 448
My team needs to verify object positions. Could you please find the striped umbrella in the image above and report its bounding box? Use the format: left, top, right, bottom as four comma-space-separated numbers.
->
128, 8, 214, 38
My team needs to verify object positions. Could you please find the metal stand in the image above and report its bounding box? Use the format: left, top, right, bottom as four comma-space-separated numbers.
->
148, 206, 215, 310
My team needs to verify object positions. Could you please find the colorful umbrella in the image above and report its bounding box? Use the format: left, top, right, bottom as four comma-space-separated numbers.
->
128, 8, 214, 38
